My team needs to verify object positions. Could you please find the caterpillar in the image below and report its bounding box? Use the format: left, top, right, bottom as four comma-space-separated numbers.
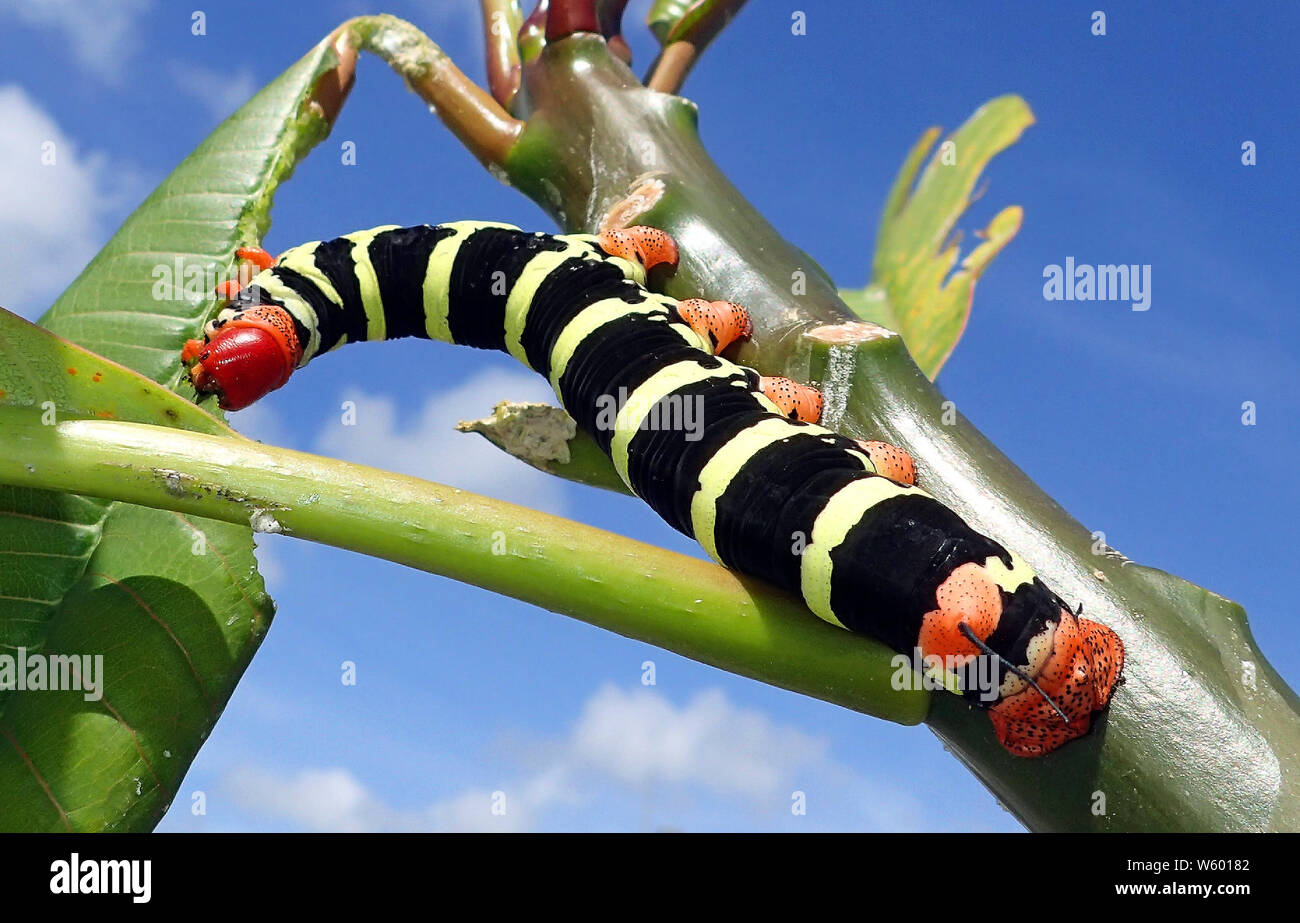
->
180, 221, 1124, 756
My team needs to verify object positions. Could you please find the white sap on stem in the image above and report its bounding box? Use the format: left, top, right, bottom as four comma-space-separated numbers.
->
805, 321, 897, 431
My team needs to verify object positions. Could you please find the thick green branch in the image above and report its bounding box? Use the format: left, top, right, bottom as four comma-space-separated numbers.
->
0, 409, 927, 728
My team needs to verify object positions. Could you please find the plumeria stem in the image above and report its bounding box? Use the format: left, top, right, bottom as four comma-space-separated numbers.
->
0, 409, 928, 727
645, 0, 750, 93
333, 15, 524, 166
481, 0, 524, 109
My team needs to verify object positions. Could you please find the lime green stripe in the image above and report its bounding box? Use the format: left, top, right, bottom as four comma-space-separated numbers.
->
503, 237, 607, 366
554, 233, 646, 285
800, 476, 922, 629
559, 233, 603, 249
277, 241, 337, 304
251, 275, 321, 363
690, 417, 804, 560
981, 552, 1036, 593
342, 225, 401, 343
548, 294, 700, 391
690, 418, 872, 561
275, 241, 349, 360
422, 221, 515, 344
608, 360, 734, 487
752, 390, 786, 417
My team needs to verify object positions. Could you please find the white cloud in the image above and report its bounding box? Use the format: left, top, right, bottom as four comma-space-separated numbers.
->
423, 787, 537, 832
169, 62, 258, 124
220, 685, 926, 831
314, 368, 570, 516
0, 86, 131, 318
223, 767, 379, 832
0, 0, 152, 80
219, 767, 535, 833
568, 685, 829, 800
557, 686, 926, 829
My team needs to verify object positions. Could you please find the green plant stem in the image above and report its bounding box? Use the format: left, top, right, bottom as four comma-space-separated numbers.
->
335, 15, 524, 166
480, 0, 524, 109
595, 1, 634, 63
644, 0, 750, 93
0, 408, 928, 728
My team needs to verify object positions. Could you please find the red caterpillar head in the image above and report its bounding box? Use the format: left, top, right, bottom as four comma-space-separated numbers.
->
181, 305, 302, 411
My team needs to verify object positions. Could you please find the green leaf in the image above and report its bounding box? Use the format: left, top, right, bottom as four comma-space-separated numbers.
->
0, 312, 270, 831
0, 32, 344, 831
842, 95, 1033, 379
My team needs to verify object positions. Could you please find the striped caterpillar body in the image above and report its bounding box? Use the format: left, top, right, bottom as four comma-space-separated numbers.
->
181, 222, 1124, 757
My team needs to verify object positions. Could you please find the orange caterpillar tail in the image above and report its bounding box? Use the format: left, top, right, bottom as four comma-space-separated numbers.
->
987, 611, 1125, 757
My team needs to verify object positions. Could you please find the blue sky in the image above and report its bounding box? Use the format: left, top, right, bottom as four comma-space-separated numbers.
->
1, 0, 1295, 831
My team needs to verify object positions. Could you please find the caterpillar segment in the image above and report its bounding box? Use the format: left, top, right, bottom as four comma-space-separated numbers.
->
855, 439, 918, 487
675, 298, 754, 355
179, 222, 1124, 756
758, 375, 825, 423
596, 226, 679, 271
